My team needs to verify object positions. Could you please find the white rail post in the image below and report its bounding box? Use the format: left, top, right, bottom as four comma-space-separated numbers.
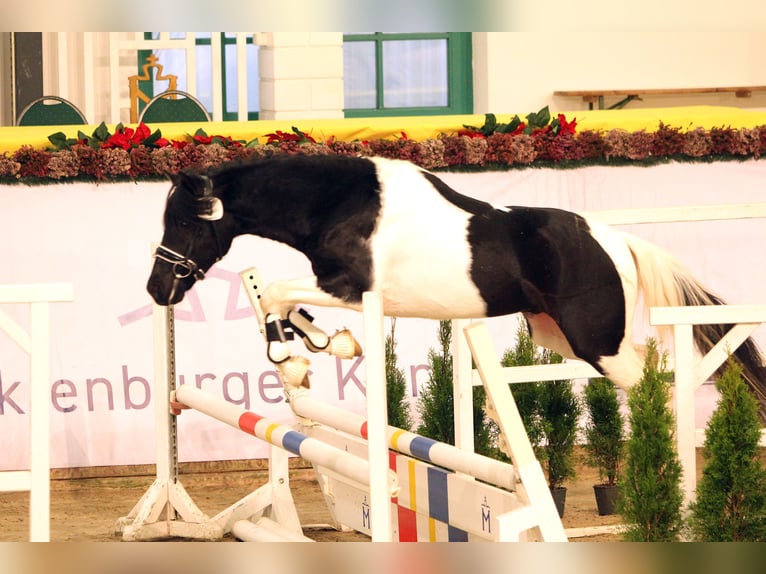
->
362, 291, 393, 541
463, 321, 568, 542
28, 299, 52, 542
672, 321, 697, 508
650, 304, 766, 509
451, 319, 475, 454
0, 282, 74, 542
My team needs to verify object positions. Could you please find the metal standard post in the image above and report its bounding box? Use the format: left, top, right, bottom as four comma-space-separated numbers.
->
116, 300, 220, 541
155, 304, 178, 486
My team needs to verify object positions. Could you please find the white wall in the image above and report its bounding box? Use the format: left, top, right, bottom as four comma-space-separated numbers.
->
256, 32, 345, 120
474, 32, 766, 114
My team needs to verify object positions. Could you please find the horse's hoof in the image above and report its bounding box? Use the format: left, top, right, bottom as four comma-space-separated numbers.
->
330, 329, 363, 359
277, 356, 311, 390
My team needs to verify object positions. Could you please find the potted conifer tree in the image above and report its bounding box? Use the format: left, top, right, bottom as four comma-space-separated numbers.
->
583, 377, 625, 515
537, 355, 581, 518
501, 320, 580, 517
688, 359, 766, 541
620, 339, 684, 541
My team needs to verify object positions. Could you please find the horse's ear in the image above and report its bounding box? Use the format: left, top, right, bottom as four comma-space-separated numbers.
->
197, 175, 223, 220
167, 171, 180, 186
199, 196, 224, 221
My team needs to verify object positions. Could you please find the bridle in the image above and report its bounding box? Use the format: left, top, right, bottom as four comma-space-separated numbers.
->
153, 243, 208, 280
153, 217, 225, 303
152, 176, 227, 301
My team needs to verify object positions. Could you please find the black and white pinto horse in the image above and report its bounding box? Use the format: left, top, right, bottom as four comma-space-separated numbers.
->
146, 154, 766, 418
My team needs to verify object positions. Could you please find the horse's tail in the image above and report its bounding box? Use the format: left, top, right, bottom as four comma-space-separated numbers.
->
621, 231, 766, 421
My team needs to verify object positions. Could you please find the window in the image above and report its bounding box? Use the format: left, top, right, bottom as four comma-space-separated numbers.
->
343, 33, 472, 117
138, 33, 259, 121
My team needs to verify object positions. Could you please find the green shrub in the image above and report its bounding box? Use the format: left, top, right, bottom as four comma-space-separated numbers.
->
385, 318, 414, 431
500, 319, 580, 489
416, 320, 493, 455
583, 377, 625, 486
620, 339, 684, 541
538, 370, 582, 489
688, 359, 766, 541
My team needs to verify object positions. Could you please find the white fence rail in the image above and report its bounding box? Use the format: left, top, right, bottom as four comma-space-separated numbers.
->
0, 283, 74, 542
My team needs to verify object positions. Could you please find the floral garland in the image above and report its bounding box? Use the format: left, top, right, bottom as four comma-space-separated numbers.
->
1, 106, 765, 183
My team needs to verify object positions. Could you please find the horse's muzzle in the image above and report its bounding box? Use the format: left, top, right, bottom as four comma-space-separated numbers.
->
146, 273, 188, 306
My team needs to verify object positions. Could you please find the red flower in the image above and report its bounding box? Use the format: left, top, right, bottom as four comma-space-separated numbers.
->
265, 130, 297, 143
557, 114, 577, 136
133, 122, 151, 144
154, 137, 170, 147
457, 129, 486, 139
103, 130, 132, 150
265, 128, 316, 144
193, 134, 214, 145
510, 122, 527, 136
102, 123, 153, 150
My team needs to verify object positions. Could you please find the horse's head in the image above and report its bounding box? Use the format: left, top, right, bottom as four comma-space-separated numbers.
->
146, 170, 234, 305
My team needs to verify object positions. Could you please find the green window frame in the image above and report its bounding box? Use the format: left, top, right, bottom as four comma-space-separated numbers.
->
343, 32, 473, 118
138, 33, 259, 121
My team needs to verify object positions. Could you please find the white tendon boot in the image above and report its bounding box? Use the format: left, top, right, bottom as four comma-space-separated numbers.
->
328, 329, 363, 359
276, 356, 311, 390
265, 314, 311, 390
287, 308, 363, 359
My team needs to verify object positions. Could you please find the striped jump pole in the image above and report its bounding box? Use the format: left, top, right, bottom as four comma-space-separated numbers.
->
289, 391, 517, 492
174, 384, 399, 493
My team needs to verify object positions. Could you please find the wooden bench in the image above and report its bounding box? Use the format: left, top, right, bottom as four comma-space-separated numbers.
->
553, 86, 766, 110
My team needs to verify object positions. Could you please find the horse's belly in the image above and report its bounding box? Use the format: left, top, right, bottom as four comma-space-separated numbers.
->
370, 221, 487, 318
368, 161, 487, 319
375, 266, 488, 319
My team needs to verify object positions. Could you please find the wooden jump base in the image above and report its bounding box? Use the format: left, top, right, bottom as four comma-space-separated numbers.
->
0, 283, 74, 542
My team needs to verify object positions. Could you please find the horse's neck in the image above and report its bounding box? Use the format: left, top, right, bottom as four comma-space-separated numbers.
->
228, 180, 317, 249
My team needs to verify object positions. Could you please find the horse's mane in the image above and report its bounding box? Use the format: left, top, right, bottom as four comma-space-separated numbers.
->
165, 154, 375, 226
163, 157, 265, 225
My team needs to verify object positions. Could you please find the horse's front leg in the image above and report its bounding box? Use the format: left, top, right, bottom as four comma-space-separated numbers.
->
261, 276, 363, 358
263, 312, 312, 390
256, 276, 363, 389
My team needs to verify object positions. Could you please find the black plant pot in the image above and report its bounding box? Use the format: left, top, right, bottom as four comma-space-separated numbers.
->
550, 486, 567, 518
593, 483, 620, 516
